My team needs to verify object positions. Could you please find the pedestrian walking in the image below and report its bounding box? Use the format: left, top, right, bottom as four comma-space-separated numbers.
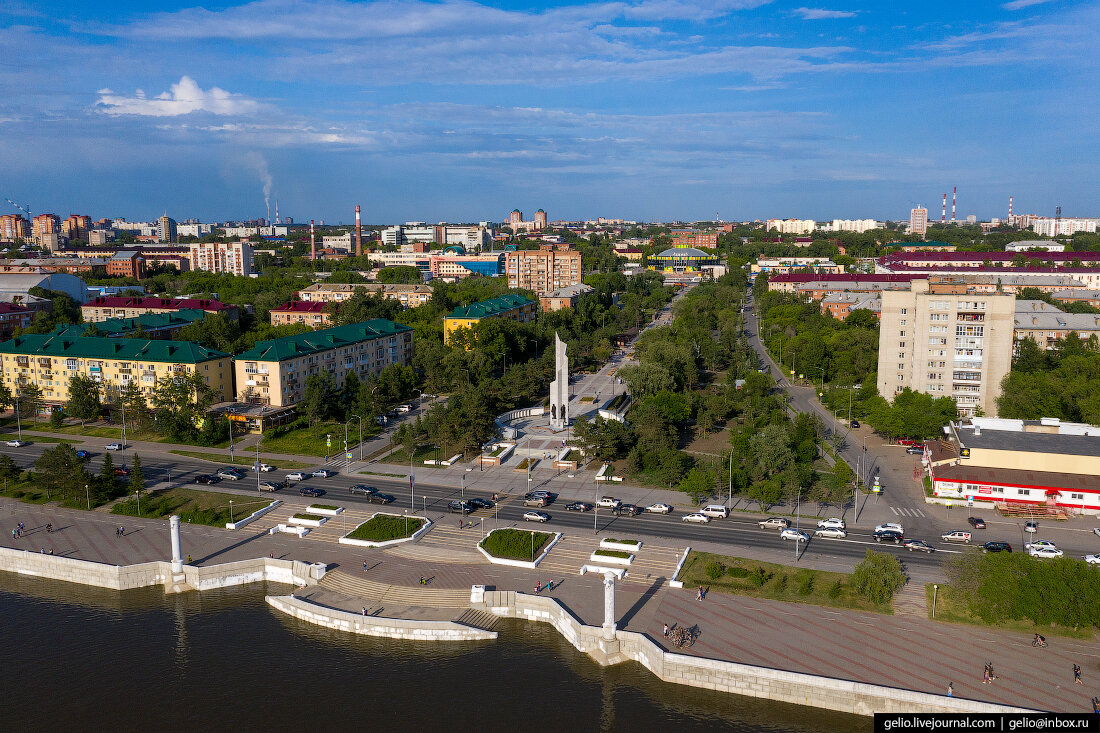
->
546, 579, 553, 591
1074, 664, 1083, 685
115, 526, 120, 537
697, 585, 704, 601
18, 522, 23, 533
947, 682, 953, 698
663, 623, 669, 637
362, 607, 368, 616
535, 581, 542, 594
120, 526, 125, 536
982, 664, 990, 684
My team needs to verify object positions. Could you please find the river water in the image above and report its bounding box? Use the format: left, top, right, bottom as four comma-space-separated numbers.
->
0, 575, 868, 732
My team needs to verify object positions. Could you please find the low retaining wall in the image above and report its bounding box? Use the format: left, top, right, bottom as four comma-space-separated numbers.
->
226, 499, 281, 530
477, 529, 562, 568
266, 595, 496, 641
479, 591, 1033, 718
339, 513, 433, 548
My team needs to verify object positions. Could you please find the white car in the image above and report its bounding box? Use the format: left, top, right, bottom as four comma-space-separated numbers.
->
285, 472, 306, 482
646, 503, 674, 514
780, 528, 809, 542
1085, 554, 1100, 565
817, 518, 846, 530
1024, 521, 1039, 533
105, 443, 124, 451
1029, 546, 1064, 559
255, 463, 275, 472
5, 439, 27, 447
1024, 539, 1058, 552
596, 497, 620, 509
311, 468, 335, 478
523, 510, 550, 523
681, 513, 710, 524
875, 523, 904, 535
814, 527, 847, 539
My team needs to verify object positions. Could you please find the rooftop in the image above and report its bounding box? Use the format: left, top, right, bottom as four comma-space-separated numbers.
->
769, 273, 927, 284
956, 419, 1100, 458
271, 301, 327, 313
85, 296, 235, 312
447, 294, 535, 320
0, 333, 230, 363
933, 462, 1100, 495
652, 247, 716, 259
543, 283, 595, 299
53, 308, 206, 337
236, 319, 412, 362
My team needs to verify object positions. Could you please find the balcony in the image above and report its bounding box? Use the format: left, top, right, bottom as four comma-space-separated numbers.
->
141, 375, 155, 383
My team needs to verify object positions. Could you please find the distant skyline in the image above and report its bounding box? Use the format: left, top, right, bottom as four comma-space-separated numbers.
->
1, 0, 1097, 224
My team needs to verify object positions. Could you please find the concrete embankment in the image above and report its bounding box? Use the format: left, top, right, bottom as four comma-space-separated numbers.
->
0, 547, 324, 593
266, 595, 497, 641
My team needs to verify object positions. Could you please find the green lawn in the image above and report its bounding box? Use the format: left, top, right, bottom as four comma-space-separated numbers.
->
480, 528, 552, 561
20, 435, 82, 444
677, 550, 892, 614
168, 449, 310, 469
382, 444, 444, 466
593, 549, 631, 559
925, 583, 1093, 639
0, 478, 55, 505
111, 487, 272, 527
21, 422, 229, 448
260, 421, 364, 457
346, 514, 424, 542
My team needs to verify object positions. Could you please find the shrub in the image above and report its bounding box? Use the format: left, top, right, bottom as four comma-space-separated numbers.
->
749, 567, 769, 587
828, 579, 844, 599
727, 566, 750, 578
595, 549, 631, 559
852, 549, 907, 604
705, 561, 725, 580
796, 569, 814, 596
773, 573, 788, 593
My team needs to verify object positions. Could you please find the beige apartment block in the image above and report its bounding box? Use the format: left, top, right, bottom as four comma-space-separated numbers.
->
877, 277, 1014, 417
505, 245, 582, 296
297, 282, 433, 308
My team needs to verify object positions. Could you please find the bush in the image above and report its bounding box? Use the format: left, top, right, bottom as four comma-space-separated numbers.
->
727, 566, 750, 578
852, 549, 907, 604
773, 573, 788, 593
796, 569, 814, 596
749, 567, 769, 587
828, 579, 844, 599
705, 561, 725, 580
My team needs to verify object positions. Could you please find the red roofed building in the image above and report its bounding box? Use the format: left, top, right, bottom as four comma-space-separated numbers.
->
269, 301, 331, 328
0, 302, 34, 339
81, 296, 238, 323
765, 272, 928, 293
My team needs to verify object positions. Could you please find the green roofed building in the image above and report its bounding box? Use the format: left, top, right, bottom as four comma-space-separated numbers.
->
0, 333, 234, 407
52, 308, 206, 340
233, 319, 414, 407
443, 294, 536, 346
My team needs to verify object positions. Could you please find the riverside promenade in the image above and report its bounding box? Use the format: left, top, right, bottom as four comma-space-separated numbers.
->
0, 496, 1096, 714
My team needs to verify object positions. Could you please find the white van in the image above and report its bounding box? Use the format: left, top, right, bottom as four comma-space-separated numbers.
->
701, 505, 730, 519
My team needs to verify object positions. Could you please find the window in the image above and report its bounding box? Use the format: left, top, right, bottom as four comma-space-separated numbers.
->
1071, 493, 1084, 501
900, 308, 907, 314
1017, 489, 1030, 496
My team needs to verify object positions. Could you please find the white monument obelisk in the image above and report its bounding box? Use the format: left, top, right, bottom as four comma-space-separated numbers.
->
549, 333, 569, 431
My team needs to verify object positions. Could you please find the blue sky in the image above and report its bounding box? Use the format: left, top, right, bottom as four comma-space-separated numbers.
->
1, 0, 1096, 224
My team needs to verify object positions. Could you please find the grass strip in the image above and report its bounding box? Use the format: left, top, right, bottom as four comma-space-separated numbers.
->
480, 528, 551, 561
346, 514, 424, 541
925, 583, 1092, 639
169, 450, 309, 469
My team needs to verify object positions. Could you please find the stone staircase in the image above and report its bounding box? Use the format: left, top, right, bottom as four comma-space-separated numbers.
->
318, 569, 470, 608
893, 578, 929, 618
454, 608, 499, 631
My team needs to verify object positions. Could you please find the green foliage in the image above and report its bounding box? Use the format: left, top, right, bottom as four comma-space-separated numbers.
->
726, 566, 750, 579
149, 372, 218, 443
23, 289, 81, 334
997, 337, 1100, 424
864, 389, 958, 440
679, 467, 714, 503
375, 266, 423, 284
326, 290, 402, 326
705, 560, 725, 580
828, 579, 844, 599
796, 569, 814, 596
0, 454, 21, 482
479, 528, 551, 560
852, 549, 907, 604
66, 374, 102, 426
129, 453, 145, 494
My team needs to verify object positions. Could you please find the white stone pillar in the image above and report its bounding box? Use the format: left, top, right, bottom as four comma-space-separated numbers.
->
602, 571, 617, 639
170, 514, 183, 573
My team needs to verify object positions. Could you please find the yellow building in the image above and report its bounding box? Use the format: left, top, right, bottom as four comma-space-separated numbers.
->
0, 334, 233, 407
443, 294, 537, 346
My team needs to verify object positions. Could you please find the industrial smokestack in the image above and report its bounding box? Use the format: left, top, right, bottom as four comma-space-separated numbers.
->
355, 205, 363, 257
1009, 196, 1013, 220
310, 219, 316, 261
951, 186, 957, 222
942, 194, 947, 223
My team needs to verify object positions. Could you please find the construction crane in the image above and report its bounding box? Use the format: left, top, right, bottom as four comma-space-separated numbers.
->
5, 198, 31, 217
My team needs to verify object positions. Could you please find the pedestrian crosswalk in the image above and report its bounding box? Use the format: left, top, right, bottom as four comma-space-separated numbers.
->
890, 506, 926, 518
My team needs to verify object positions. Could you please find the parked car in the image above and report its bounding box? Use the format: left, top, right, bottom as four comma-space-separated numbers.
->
700, 505, 730, 519
967, 516, 986, 529
646, 503, 674, 514
523, 510, 551, 523
525, 490, 554, 501
1024, 539, 1058, 552
5, 439, 28, 447
873, 529, 904, 544
940, 531, 972, 544
255, 463, 275, 472
285, 472, 306, 482
1029, 546, 1064, 559
565, 501, 593, 512
780, 528, 809, 542
905, 446, 923, 455
311, 468, 335, 478
1084, 554, 1100, 565
759, 517, 791, 530
348, 484, 377, 496
613, 503, 642, 516
1024, 521, 1039, 533
817, 517, 846, 530
365, 493, 395, 504
849, 420, 860, 429
76, 450, 90, 459
904, 539, 936, 553
258, 481, 281, 492
982, 541, 1012, 554
814, 527, 847, 539
1093, 527, 1100, 539
114, 466, 131, 477
394, 404, 411, 413
105, 443, 124, 451
467, 497, 494, 509
298, 486, 324, 498
193, 474, 219, 484
448, 500, 474, 514
875, 523, 904, 535
595, 497, 620, 509
681, 513, 710, 524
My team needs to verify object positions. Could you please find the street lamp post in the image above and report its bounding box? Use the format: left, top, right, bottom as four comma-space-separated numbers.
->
120, 400, 127, 464
85, 483, 90, 511
794, 487, 801, 562
255, 442, 261, 493
229, 500, 234, 524
728, 449, 734, 507
14, 394, 21, 440
351, 415, 364, 462
226, 411, 234, 460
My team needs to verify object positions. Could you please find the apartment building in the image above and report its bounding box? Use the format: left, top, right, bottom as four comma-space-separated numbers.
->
0, 334, 233, 407
297, 282, 433, 308
1051, 289, 1100, 308
879, 250, 1100, 270
766, 272, 927, 293
63, 215, 92, 242
429, 253, 503, 281
82, 296, 238, 323
823, 219, 882, 233
0, 303, 34, 339
0, 215, 30, 242
820, 293, 881, 320
751, 257, 843, 275
269, 301, 332, 328
669, 229, 719, 248
508, 209, 547, 233
1013, 300, 1100, 349
443, 294, 537, 345
765, 219, 816, 235
233, 320, 414, 407
188, 241, 253, 276
877, 277, 1014, 418
1031, 217, 1098, 237
106, 252, 146, 279
504, 245, 582, 295
908, 207, 928, 238
59, 308, 206, 339
540, 283, 594, 312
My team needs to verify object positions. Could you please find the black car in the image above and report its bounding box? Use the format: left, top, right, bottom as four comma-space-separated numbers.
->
349, 484, 377, 496
614, 503, 642, 516
850, 419, 860, 429
983, 541, 1012, 553
447, 500, 474, 514
467, 497, 494, 509
193, 474, 219, 484
967, 516, 986, 529
873, 529, 903, 544
905, 446, 924, 455
298, 486, 324, 497
565, 501, 594, 512
365, 493, 395, 504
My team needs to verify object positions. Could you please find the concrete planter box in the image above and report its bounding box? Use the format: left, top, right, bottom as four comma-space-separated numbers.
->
226, 499, 280, 530
477, 529, 562, 568
600, 539, 641, 551
513, 459, 538, 472
306, 505, 344, 516
338, 512, 433, 548
669, 545, 690, 589
270, 523, 310, 538
589, 551, 633, 566
289, 515, 328, 528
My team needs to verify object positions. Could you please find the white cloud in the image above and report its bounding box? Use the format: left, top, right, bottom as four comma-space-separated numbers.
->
792, 7, 857, 19
96, 76, 260, 117
1002, 0, 1054, 10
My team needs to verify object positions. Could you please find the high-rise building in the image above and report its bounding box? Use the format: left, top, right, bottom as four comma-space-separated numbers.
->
188, 241, 253, 276
32, 214, 61, 251
908, 207, 928, 238
63, 215, 92, 242
765, 219, 816, 235
507, 208, 547, 233
157, 216, 177, 243
0, 215, 29, 242
505, 245, 582, 296
876, 277, 1014, 418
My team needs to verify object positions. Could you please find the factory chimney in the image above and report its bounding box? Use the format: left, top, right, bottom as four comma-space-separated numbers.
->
310, 219, 316, 261
355, 205, 363, 257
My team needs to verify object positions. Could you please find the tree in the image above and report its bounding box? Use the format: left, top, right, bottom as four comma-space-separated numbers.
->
852, 549, 907, 604
300, 372, 337, 425
129, 453, 145, 494
15, 382, 41, 424
150, 372, 217, 440
0, 380, 12, 412
679, 466, 713, 504
33, 443, 89, 502
67, 374, 102, 426
0, 454, 21, 483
